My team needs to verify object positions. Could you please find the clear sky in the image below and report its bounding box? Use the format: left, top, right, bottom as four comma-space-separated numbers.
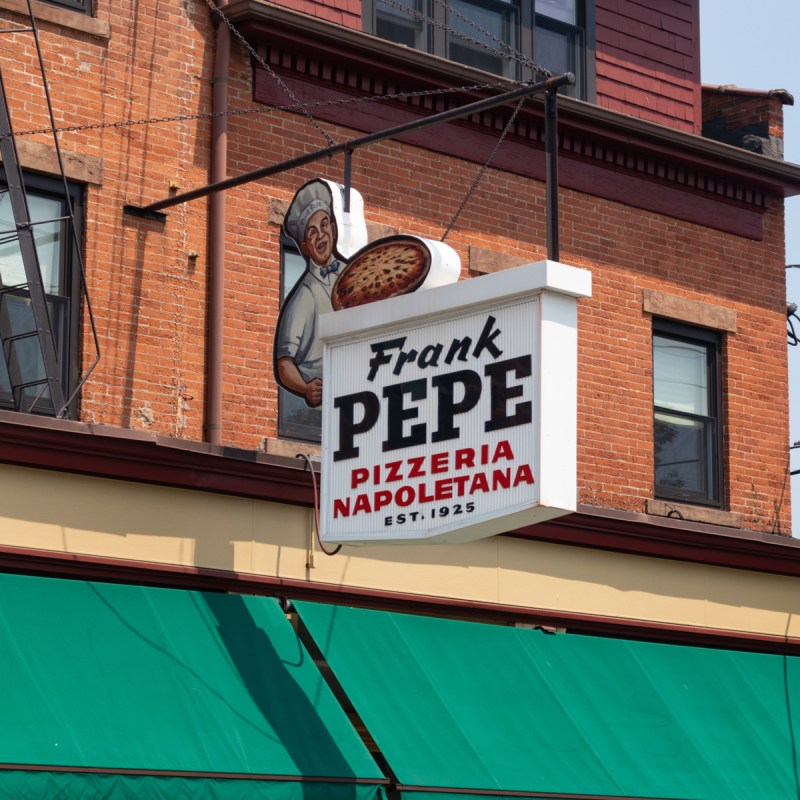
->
699, 0, 800, 534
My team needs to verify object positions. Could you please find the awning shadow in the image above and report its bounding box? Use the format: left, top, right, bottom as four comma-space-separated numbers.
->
204, 592, 360, 799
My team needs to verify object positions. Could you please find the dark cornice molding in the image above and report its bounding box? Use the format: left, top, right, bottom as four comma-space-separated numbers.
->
515, 504, 800, 578
2, 411, 800, 580
224, 0, 800, 240
0, 410, 315, 506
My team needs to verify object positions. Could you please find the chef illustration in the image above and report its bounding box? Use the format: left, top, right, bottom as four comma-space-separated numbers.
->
274, 178, 366, 407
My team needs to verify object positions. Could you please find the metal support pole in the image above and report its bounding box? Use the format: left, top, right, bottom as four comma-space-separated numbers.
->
343, 150, 352, 214
544, 88, 560, 262
206, 2, 230, 445
125, 73, 575, 219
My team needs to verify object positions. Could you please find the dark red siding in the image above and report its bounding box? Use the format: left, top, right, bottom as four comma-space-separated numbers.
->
595, 0, 701, 133
268, 0, 362, 28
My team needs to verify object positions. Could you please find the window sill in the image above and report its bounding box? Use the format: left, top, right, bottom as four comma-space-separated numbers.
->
646, 499, 742, 529
262, 436, 320, 459
0, 0, 110, 38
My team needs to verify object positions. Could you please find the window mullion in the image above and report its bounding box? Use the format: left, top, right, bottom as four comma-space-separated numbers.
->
519, 0, 535, 80
432, 1, 447, 58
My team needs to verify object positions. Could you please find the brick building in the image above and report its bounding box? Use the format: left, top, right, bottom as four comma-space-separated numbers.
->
2, 0, 800, 796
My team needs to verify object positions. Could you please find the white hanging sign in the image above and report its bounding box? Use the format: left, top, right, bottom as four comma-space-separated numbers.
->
319, 260, 591, 545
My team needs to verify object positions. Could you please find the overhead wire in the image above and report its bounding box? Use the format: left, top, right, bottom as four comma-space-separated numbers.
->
11, 0, 552, 244
204, 0, 337, 147
441, 94, 527, 240
10, 80, 519, 139
16, 0, 541, 241
203, 0, 544, 239
381, 0, 552, 78
771, 451, 791, 534
774, 268, 800, 529
296, 454, 341, 556
787, 266, 800, 346
8, 0, 545, 152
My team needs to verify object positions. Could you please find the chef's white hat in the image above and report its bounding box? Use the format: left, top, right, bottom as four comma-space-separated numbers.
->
284, 179, 333, 244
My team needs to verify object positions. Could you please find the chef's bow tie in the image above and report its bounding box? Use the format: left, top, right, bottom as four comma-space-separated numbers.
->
321, 261, 340, 278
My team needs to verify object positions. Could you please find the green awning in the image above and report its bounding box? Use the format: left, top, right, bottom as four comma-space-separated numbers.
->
0, 573, 386, 800
295, 601, 800, 800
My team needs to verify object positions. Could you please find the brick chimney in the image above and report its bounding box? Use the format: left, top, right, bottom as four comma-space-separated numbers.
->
702, 85, 794, 159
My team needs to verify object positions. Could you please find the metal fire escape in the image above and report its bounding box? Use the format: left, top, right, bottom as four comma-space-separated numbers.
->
0, 1, 99, 417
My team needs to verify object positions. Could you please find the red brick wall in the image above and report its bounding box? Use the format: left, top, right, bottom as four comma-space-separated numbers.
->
0, 0, 788, 533
702, 89, 787, 158
703, 93, 785, 139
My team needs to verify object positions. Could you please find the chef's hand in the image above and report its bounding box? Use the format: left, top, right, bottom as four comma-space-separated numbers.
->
305, 378, 323, 407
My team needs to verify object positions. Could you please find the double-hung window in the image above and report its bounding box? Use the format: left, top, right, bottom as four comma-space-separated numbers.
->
534, 0, 585, 97
366, 0, 592, 98
652, 320, 722, 506
0, 171, 82, 417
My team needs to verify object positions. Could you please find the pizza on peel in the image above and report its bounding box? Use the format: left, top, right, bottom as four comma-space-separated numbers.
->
332, 235, 431, 310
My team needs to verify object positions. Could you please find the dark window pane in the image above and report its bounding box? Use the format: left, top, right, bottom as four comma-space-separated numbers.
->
447, 0, 519, 78
279, 386, 322, 441
0, 191, 63, 294
0, 172, 81, 417
366, 0, 590, 98
278, 242, 322, 441
0, 291, 68, 415
653, 335, 709, 415
376, 0, 432, 51
40, 0, 91, 12
535, 16, 583, 96
537, 0, 576, 24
